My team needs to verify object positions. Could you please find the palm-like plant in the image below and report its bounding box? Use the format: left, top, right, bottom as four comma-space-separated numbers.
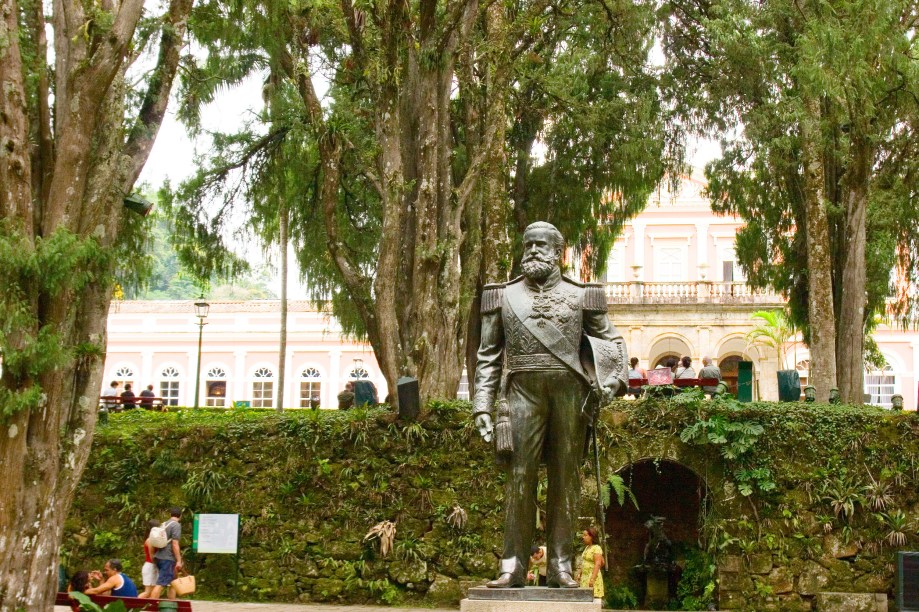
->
745, 310, 795, 370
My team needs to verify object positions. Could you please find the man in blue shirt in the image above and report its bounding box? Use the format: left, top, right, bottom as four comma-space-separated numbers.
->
86, 558, 138, 597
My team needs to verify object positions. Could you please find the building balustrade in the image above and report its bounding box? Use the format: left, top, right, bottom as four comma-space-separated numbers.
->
605, 281, 784, 305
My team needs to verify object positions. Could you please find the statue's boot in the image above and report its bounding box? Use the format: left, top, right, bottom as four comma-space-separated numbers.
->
486, 573, 525, 588
547, 571, 579, 588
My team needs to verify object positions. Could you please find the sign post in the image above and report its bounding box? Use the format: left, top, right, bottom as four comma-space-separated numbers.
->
193, 514, 241, 593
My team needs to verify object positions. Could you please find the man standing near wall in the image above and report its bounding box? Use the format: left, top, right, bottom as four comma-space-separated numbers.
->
151, 507, 184, 599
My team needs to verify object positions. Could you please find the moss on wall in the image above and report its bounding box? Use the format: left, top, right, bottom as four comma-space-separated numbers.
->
64, 395, 919, 610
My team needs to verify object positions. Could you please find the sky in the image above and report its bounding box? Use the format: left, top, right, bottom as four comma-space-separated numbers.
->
138, 78, 723, 299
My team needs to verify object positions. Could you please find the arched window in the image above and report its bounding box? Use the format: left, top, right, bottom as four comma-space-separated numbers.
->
159, 366, 181, 406
205, 366, 228, 407
299, 367, 322, 408
348, 367, 370, 380
113, 365, 135, 389
865, 365, 896, 408
651, 354, 680, 370
251, 366, 275, 408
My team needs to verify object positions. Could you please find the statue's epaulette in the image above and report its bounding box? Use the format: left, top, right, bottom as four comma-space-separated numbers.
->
583, 282, 608, 312
561, 274, 585, 287
480, 283, 506, 313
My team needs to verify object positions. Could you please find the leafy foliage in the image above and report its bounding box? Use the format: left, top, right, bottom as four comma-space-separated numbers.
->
604, 473, 638, 510
663, 0, 919, 358
68, 592, 128, 612
680, 414, 764, 462
64, 397, 919, 607
676, 546, 716, 610
161, 0, 676, 391
0, 225, 111, 419
745, 310, 795, 369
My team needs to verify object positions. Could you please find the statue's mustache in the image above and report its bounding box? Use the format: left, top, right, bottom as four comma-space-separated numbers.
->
522, 252, 556, 264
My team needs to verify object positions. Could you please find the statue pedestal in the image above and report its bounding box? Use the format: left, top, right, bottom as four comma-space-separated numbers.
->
645, 569, 670, 608
461, 587, 600, 612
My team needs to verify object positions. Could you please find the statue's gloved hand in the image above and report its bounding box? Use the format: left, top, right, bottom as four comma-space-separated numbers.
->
599, 381, 621, 405
475, 413, 494, 442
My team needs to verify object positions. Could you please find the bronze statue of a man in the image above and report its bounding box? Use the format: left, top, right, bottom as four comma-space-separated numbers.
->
473, 221, 627, 588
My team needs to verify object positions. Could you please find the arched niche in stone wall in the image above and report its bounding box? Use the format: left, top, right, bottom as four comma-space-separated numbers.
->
604, 459, 711, 602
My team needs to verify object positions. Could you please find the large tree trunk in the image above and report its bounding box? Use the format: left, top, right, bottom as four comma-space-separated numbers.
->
835, 137, 871, 405
308, 0, 504, 404
0, 1, 192, 607
801, 97, 838, 402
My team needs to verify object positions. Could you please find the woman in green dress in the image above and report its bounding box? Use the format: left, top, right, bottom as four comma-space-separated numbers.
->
577, 527, 605, 598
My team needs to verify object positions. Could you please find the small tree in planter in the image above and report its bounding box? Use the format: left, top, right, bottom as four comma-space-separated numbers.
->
745, 310, 799, 401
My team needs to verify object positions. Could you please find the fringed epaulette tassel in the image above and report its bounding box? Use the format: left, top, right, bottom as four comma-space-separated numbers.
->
495, 397, 514, 458
480, 284, 505, 313
583, 283, 607, 312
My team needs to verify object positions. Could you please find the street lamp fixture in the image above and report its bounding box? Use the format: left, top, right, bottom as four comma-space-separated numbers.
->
193, 296, 210, 409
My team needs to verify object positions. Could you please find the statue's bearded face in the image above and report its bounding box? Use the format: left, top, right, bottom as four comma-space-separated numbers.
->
521, 229, 561, 282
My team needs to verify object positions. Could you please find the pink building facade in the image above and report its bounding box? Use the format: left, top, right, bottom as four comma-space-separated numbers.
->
100, 176, 918, 410
103, 300, 387, 409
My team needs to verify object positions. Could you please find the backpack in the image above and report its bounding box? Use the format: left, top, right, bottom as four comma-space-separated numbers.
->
148, 520, 175, 549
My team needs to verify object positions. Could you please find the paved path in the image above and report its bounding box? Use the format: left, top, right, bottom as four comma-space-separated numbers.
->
57, 602, 457, 611
186, 603, 457, 612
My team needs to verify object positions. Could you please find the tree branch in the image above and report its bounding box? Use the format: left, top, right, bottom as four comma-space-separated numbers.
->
79, 0, 145, 110
25, 0, 54, 210
436, 0, 488, 57
279, 46, 324, 127
111, 0, 146, 52
340, 0, 366, 69
319, 137, 372, 312
123, 0, 195, 188
0, 0, 34, 231
455, 109, 502, 210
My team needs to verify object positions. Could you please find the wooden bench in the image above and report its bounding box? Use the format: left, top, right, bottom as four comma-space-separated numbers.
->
627, 377, 721, 388
56, 592, 192, 611
98, 396, 167, 410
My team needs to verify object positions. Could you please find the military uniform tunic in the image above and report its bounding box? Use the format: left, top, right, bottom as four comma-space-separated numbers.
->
473, 268, 627, 584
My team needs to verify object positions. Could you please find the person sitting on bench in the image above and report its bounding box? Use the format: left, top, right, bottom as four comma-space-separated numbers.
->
86, 559, 138, 597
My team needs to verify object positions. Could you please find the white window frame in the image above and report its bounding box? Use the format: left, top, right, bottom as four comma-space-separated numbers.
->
158, 365, 182, 406
606, 243, 625, 282
348, 367, 371, 380
205, 365, 229, 408
110, 364, 137, 389
299, 366, 323, 408
251, 366, 275, 408
864, 364, 897, 409
719, 245, 747, 282
654, 244, 688, 282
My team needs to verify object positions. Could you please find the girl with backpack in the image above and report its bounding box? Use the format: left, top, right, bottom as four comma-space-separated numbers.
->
139, 519, 161, 598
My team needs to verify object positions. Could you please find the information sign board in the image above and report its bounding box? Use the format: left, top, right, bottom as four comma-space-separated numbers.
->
193, 513, 239, 554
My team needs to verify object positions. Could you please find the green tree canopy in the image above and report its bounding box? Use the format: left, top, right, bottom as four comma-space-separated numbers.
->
663, 0, 919, 401
162, 0, 674, 399
0, 0, 196, 606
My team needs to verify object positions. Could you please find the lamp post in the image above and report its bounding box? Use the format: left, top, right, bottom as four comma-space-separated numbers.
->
193, 297, 210, 409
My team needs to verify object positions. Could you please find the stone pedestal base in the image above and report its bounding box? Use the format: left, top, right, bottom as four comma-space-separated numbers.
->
461, 587, 600, 612
645, 569, 670, 608
461, 598, 601, 612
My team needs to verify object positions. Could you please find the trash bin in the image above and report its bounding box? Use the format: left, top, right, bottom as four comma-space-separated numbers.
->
777, 369, 801, 402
